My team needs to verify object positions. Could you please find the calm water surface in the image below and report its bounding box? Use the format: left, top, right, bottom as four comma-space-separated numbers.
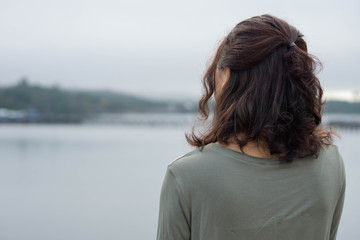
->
0, 118, 358, 240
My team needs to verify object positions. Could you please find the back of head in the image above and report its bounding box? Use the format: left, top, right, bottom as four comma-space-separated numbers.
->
186, 14, 334, 162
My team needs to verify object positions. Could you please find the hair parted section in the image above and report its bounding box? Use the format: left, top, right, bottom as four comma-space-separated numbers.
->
186, 14, 335, 163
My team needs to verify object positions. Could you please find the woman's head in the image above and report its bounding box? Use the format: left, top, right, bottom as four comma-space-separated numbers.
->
186, 14, 334, 162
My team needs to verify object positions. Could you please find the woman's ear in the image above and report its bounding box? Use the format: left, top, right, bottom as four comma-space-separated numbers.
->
221, 67, 230, 90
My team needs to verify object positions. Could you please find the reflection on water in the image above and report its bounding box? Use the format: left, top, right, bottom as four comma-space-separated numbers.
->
0, 114, 358, 240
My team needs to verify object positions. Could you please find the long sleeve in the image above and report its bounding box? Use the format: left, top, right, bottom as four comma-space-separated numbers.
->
329, 149, 346, 240
329, 181, 346, 240
156, 166, 191, 240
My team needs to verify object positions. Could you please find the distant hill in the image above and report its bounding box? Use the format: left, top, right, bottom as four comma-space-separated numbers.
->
0, 79, 168, 114
0, 79, 359, 123
0, 79, 195, 122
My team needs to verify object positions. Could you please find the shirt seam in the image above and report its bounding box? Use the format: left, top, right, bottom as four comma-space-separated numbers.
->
167, 166, 191, 228
334, 145, 345, 194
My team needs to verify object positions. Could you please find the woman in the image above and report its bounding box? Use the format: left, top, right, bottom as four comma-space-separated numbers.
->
156, 15, 346, 240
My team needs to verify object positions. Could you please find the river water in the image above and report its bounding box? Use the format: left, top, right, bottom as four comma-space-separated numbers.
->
0, 114, 358, 240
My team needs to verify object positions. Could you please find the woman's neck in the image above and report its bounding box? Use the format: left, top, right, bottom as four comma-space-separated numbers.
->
216, 140, 277, 159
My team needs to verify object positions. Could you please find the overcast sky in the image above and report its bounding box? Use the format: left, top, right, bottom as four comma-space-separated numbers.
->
0, 0, 359, 100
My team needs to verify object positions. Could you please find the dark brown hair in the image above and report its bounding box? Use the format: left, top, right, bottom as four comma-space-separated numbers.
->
186, 14, 334, 162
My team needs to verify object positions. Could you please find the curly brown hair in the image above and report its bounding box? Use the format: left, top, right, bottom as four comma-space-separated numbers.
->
186, 14, 335, 163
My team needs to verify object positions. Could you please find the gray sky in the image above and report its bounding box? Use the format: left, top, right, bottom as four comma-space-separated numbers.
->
0, 0, 359, 100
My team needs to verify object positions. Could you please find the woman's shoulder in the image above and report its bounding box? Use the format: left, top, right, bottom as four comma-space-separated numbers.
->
168, 146, 208, 168
318, 144, 343, 164
166, 144, 218, 176
321, 143, 345, 172
305, 144, 345, 187
320, 143, 340, 153
293, 144, 344, 170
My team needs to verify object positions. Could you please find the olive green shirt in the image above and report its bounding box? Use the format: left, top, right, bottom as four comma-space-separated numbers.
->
156, 143, 346, 240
